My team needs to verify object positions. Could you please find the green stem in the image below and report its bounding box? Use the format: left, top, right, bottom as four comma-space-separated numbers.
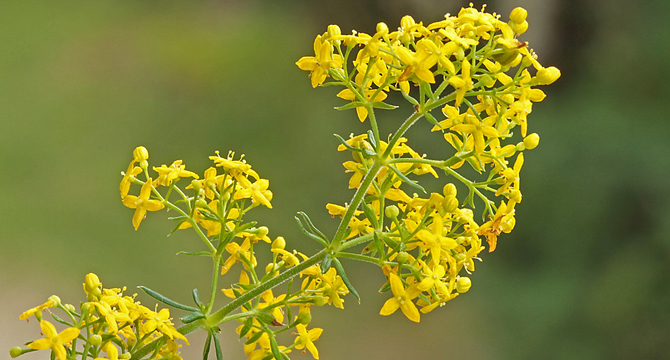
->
207, 248, 328, 326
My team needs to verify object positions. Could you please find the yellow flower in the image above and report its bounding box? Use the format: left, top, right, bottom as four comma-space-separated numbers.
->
122, 178, 165, 230
294, 324, 323, 359
379, 272, 421, 322
152, 160, 199, 187
296, 35, 343, 88
415, 214, 458, 267
450, 112, 499, 156
234, 173, 273, 209
448, 58, 474, 106
27, 320, 79, 360
119, 161, 142, 198
19, 299, 57, 320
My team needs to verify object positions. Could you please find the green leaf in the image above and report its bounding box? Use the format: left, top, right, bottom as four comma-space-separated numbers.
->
373, 231, 385, 261
297, 212, 328, 240
332, 257, 361, 303
244, 330, 265, 345
400, 88, 419, 105
424, 111, 441, 128
202, 333, 212, 360
239, 318, 253, 338
269, 332, 282, 360
334, 101, 364, 111
181, 311, 206, 324
167, 217, 189, 236
334, 133, 363, 152
295, 213, 329, 247
176, 251, 212, 257
252, 311, 276, 324
366, 130, 377, 148
192, 288, 204, 309
372, 101, 398, 110
212, 332, 224, 360
138, 286, 198, 312
320, 253, 333, 274
387, 165, 426, 193
361, 202, 379, 228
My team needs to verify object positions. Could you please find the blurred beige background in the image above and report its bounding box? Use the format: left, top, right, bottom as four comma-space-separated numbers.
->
3, 0, 669, 359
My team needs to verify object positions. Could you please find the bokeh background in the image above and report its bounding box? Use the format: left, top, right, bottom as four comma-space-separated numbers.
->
2, 0, 669, 359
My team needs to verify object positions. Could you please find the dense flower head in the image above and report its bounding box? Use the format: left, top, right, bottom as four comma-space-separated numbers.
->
297, 5, 559, 323
15, 274, 186, 360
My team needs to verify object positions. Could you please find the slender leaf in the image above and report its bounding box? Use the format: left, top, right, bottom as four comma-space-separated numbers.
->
335, 101, 365, 111
334, 133, 364, 152
372, 101, 398, 110
424, 111, 441, 128
181, 311, 206, 324
192, 288, 204, 309
269, 332, 282, 360
387, 165, 426, 193
239, 318, 253, 338
138, 286, 198, 312
244, 330, 265, 345
212, 332, 224, 360
361, 202, 379, 228
297, 212, 328, 241
400, 88, 420, 105
252, 311, 276, 324
332, 257, 361, 303
320, 253, 333, 274
176, 251, 212, 257
294, 214, 329, 247
202, 333, 212, 360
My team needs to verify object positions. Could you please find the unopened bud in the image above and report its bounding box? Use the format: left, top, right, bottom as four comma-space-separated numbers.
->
523, 133, 540, 150
536, 66, 561, 85
509, 7, 528, 24
443, 183, 457, 197
10, 347, 24, 358
296, 311, 312, 325
84, 273, 101, 294
48, 295, 61, 306
90, 334, 102, 346
456, 277, 472, 293
442, 196, 459, 213
133, 146, 149, 169
400, 15, 416, 30
385, 205, 400, 219
510, 20, 528, 35
327, 24, 341, 38
64, 304, 76, 313
396, 251, 410, 263
256, 226, 269, 238
376, 22, 389, 35
272, 236, 286, 251
528, 88, 546, 102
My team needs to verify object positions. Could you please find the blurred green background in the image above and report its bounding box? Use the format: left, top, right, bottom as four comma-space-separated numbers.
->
3, 0, 669, 359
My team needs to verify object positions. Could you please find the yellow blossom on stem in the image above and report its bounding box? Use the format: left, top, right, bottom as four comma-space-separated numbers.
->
336, 88, 388, 122
294, 324, 323, 359
296, 35, 344, 88
380, 272, 422, 322
122, 178, 165, 230
27, 320, 79, 360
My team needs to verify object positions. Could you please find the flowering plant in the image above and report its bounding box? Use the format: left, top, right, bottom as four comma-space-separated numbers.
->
11, 5, 559, 360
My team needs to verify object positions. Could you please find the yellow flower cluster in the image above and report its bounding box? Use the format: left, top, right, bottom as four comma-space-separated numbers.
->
298, 5, 559, 322
14, 273, 186, 360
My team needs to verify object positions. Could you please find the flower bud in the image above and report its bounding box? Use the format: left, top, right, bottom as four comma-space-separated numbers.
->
480, 74, 495, 87
296, 311, 312, 325
90, 334, 102, 346
396, 251, 410, 264
64, 304, 76, 313
442, 183, 457, 198
133, 146, 149, 169
528, 88, 546, 102
272, 236, 286, 251
502, 216, 516, 233
510, 7, 528, 24
536, 66, 561, 85
442, 196, 459, 213
265, 263, 276, 276
510, 20, 528, 35
456, 277, 472, 293
256, 226, 269, 238
119, 352, 132, 359
10, 347, 24, 358
376, 22, 389, 35
523, 133, 540, 150
400, 15, 416, 30
327, 24, 341, 38
81, 302, 93, 314
84, 273, 101, 294
195, 198, 208, 209
48, 295, 62, 306
385, 205, 400, 219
